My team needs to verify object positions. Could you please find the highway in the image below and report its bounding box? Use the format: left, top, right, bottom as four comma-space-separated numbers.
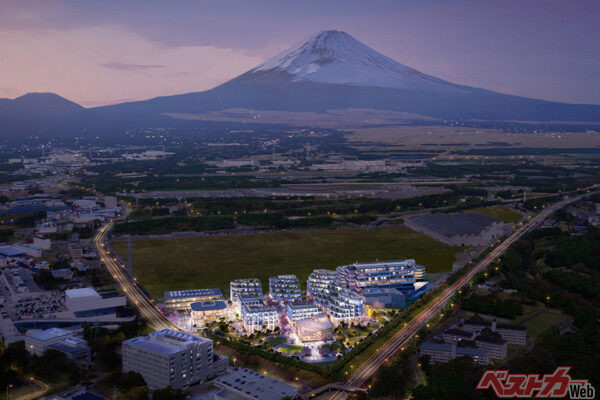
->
94, 223, 177, 331
327, 191, 593, 399
93, 188, 594, 399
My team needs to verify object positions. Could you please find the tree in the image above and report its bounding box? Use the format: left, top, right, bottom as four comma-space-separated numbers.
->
152, 386, 186, 400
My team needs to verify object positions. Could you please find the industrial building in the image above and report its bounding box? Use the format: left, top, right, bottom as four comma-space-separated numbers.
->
213, 368, 298, 400
406, 212, 505, 246
163, 288, 223, 312
122, 329, 228, 389
269, 274, 302, 302
64, 288, 126, 318
229, 279, 263, 302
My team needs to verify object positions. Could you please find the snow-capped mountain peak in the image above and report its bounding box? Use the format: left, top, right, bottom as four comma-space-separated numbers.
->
252, 30, 454, 91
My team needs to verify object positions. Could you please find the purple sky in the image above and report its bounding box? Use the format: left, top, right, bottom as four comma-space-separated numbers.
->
1, 0, 598, 107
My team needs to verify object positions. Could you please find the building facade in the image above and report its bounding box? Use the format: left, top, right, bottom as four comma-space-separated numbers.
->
322, 282, 364, 321
163, 289, 223, 312
336, 260, 422, 292
420, 341, 488, 366
361, 287, 406, 309
286, 302, 321, 322
307, 269, 337, 303
269, 274, 302, 302
122, 329, 228, 389
241, 303, 279, 332
190, 301, 227, 325
229, 279, 263, 302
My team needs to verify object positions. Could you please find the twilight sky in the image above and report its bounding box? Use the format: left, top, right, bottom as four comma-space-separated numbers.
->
1, 0, 599, 107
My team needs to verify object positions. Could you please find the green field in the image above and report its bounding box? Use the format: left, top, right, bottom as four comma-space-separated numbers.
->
279, 344, 304, 354
265, 336, 288, 347
468, 206, 523, 223
113, 226, 465, 297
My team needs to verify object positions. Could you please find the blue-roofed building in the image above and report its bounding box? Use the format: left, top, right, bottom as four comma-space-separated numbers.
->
190, 300, 227, 325
51, 268, 74, 280
0, 246, 25, 257
48, 336, 92, 364
24, 328, 72, 356
164, 288, 223, 312
122, 329, 228, 389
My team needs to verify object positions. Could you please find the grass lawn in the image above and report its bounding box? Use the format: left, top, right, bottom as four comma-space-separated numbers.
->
468, 206, 523, 223
512, 304, 570, 339
113, 226, 465, 297
265, 336, 288, 347
279, 344, 304, 354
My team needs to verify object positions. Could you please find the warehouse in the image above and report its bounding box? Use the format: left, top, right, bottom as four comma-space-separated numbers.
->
406, 212, 505, 246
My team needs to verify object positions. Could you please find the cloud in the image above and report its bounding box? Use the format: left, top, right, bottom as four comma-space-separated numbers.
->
0, 26, 264, 106
100, 62, 165, 71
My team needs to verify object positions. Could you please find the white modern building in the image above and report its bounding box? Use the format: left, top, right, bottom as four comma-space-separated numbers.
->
213, 368, 298, 400
191, 301, 227, 325
307, 269, 337, 303
122, 329, 228, 389
229, 279, 263, 302
163, 289, 223, 312
269, 274, 301, 302
233, 295, 262, 314
64, 288, 127, 318
322, 282, 364, 322
336, 259, 422, 292
241, 302, 278, 332
286, 302, 321, 323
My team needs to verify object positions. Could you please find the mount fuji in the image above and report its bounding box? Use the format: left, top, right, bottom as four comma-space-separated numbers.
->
95, 30, 600, 122
2, 30, 599, 135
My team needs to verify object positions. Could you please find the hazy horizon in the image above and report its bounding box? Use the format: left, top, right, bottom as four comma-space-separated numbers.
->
1, 0, 599, 107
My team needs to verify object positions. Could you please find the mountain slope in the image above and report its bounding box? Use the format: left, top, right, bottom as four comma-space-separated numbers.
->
0, 92, 85, 120
95, 30, 600, 122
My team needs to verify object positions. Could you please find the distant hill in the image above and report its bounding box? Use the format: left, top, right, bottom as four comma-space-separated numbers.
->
1, 30, 599, 141
0, 92, 84, 119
